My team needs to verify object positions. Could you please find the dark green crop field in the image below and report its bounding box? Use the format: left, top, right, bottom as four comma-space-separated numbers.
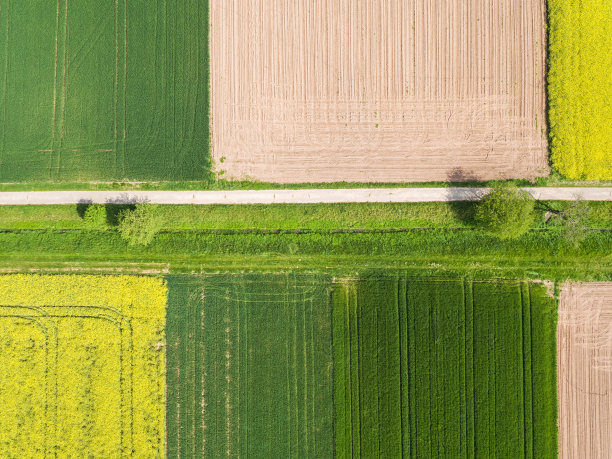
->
332, 275, 557, 458
0, 1, 209, 182
166, 273, 335, 458
164, 273, 558, 458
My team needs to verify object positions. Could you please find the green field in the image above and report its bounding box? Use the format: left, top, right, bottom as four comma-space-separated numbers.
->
548, 0, 612, 180
332, 275, 558, 458
164, 273, 558, 458
166, 273, 335, 458
0, 1, 209, 182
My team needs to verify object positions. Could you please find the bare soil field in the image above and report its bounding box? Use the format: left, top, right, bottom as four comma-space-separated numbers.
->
558, 283, 612, 459
211, 0, 548, 183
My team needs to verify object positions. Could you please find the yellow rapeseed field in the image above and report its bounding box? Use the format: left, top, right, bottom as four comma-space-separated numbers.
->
548, 0, 612, 179
0, 275, 167, 458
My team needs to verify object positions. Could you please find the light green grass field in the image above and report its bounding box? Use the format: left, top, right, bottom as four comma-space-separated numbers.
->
0, 1, 209, 182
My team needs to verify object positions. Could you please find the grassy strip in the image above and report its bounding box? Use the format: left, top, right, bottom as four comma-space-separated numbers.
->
0, 202, 478, 230
0, 175, 611, 191
0, 227, 610, 258
0, 229, 610, 279
1, 202, 610, 231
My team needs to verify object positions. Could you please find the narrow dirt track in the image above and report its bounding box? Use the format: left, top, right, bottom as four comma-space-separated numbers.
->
0, 188, 610, 205
558, 283, 612, 459
211, 0, 548, 182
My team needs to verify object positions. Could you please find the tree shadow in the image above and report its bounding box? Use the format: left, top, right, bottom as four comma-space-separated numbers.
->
76, 199, 92, 219
446, 168, 481, 227
104, 194, 147, 226
105, 204, 136, 226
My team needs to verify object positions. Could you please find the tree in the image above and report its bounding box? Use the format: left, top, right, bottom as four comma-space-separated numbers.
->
117, 203, 164, 246
82, 204, 108, 230
475, 183, 535, 239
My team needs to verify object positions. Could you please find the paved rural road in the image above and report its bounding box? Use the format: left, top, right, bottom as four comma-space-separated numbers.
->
0, 187, 610, 205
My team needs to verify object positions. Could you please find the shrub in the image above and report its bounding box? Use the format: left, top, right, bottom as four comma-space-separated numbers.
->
82, 204, 108, 230
559, 200, 592, 248
476, 184, 535, 239
117, 203, 164, 246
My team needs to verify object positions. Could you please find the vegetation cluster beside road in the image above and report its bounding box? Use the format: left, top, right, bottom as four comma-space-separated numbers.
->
1, 200, 610, 231
1, 192, 610, 280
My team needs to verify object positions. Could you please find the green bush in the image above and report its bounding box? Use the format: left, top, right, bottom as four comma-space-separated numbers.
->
117, 203, 164, 246
82, 205, 108, 230
560, 200, 592, 248
475, 184, 535, 239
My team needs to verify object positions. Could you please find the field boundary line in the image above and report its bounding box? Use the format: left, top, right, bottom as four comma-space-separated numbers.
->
56, 0, 69, 180
114, 0, 119, 174
0, 187, 611, 205
50, 0, 61, 178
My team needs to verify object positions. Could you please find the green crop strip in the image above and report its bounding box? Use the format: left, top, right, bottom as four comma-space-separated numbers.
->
332, 275, 558, 458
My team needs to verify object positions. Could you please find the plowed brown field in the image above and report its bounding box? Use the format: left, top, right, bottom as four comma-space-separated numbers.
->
211, 0, 548, 183
558, 283, 612, 459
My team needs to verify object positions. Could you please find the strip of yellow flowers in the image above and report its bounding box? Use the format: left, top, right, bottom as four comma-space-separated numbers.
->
0, 274, 167, 458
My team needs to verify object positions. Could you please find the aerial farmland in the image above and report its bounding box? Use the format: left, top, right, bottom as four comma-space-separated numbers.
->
0, 1, 610, 458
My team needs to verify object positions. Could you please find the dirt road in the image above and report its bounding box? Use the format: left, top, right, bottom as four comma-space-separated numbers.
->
0, 187, 609, 205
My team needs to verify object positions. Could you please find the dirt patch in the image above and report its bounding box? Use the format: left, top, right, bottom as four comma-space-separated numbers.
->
211, 0, 549, 183
558, 282, 612, 459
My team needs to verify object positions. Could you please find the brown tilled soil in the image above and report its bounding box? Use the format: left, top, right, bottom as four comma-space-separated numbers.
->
558, 283, 612, 459
211, 0, 549, 183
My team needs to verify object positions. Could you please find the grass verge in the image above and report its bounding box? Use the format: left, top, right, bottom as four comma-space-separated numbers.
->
1, 202, 610, 230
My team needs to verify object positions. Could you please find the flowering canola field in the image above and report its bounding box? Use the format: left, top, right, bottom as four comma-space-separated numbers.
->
0, 275, 167, 457
548, 0, 612, 179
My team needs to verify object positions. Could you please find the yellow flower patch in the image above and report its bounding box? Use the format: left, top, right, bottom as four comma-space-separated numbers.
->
0, 275, 167, 458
